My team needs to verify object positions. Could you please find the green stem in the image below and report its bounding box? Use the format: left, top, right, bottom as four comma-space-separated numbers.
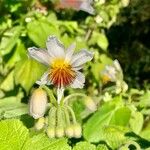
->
63, 93, 87, 104
41, 85, 57, 106
66, 105, 77, 124
63, 106, 71, 126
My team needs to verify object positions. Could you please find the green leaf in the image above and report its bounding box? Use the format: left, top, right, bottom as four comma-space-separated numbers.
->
140, 122, 150, 140
3, 104, 28, 119
89, 32, 108, 51
27, 20, 59, 47
0, 119, 29, 150
83, 102, 116, 142
0, 70, 14, 91
139, 90, 150, 107
96, 144, 109, 150
6, 40, 27, 68
0, 26, 22, 56
129, 111, 143, 134
23, 134, 71, 150
14, 58, 46, 92
0, 93, 28, 119
83, 97, 131, 142
73, 141, 96, 150
102, 126, 127, 149
110, 107, 131, 126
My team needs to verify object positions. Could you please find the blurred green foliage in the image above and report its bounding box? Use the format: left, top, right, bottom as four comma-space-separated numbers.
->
0, 0, 150, 149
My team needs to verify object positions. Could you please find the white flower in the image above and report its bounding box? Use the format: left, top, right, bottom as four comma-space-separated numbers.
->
101, 59, 123, 83
59, 0, 95, 15
29, 88, 47, 119
28, 35, 93, 103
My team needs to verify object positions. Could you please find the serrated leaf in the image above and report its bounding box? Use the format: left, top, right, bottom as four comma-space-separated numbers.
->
0, 119, 29, 150
73, 141, 96, 150
27, 20, 59, 47
23, 134, 71, 150
130, 111, 143, 134
96, 144, 109, 150
102, 126, 127, 149
14, 58, 46, 92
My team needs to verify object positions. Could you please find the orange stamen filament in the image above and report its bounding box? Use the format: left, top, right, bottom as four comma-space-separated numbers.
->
49, 58, 75, 88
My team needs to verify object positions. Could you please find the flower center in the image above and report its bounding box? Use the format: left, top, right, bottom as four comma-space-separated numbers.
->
102, 75, 111, 84
49, 58, 76, 88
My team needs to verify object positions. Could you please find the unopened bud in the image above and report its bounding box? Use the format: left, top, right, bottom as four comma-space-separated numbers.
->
65, 125, 74, 138
55, 127, 64, 138
121, 0, 130, 7
73, 124, 82, 138
47, 127, 55, 138
29, 88, 47, 119
84, 97, 97, 111
35, 117, 45, 130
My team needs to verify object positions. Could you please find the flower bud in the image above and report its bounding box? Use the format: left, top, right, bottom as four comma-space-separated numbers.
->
65, 125, 74, 138
73, 124, 82, 138
84, 97, 97, 112
55, 127, 64, 138
35, 117, 45, 130
29, 88, 47, 119
47, 127, 55, 138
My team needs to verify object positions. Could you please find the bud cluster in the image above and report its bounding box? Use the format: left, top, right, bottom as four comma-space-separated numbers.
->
29, 89, 82, 139
46, 105, 82, 138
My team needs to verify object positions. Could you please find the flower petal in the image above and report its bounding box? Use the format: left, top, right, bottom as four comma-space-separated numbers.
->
65, 42, 76, 62
71, 49, 93, 68
46, 36, 65, 58
57, 87, 64, 104
80, 0, 94, 15
36, 71, 50, 85
70, 71, 85, 89
28, 47, 50, 66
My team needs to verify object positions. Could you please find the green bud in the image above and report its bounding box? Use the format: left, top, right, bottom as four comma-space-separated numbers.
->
84, 97, 97, 111
35, 117, 45, 130
121, 0, 130, 7
29, 88, 47, 119
73, 124, 82, 138
45, 117, 48, 125
55, 127, 64, 138
65, 125, 74, 138
47, 127, 55, 138
48, 106, 57, 127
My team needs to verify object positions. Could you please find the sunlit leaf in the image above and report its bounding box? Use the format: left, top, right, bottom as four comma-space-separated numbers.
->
14, 58, 46, 92
0, 70, 14, 91
83, 97, 131, 142
0, 119, 29, 150
110, 107, 131, 126
0, 26, 22, 56
23, 134, 71, 150
27, 20, 59, 47
129, 111, 143, 134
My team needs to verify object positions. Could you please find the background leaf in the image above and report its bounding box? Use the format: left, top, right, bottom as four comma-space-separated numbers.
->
14, 58, 46, 92
27, 20, 59, 47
